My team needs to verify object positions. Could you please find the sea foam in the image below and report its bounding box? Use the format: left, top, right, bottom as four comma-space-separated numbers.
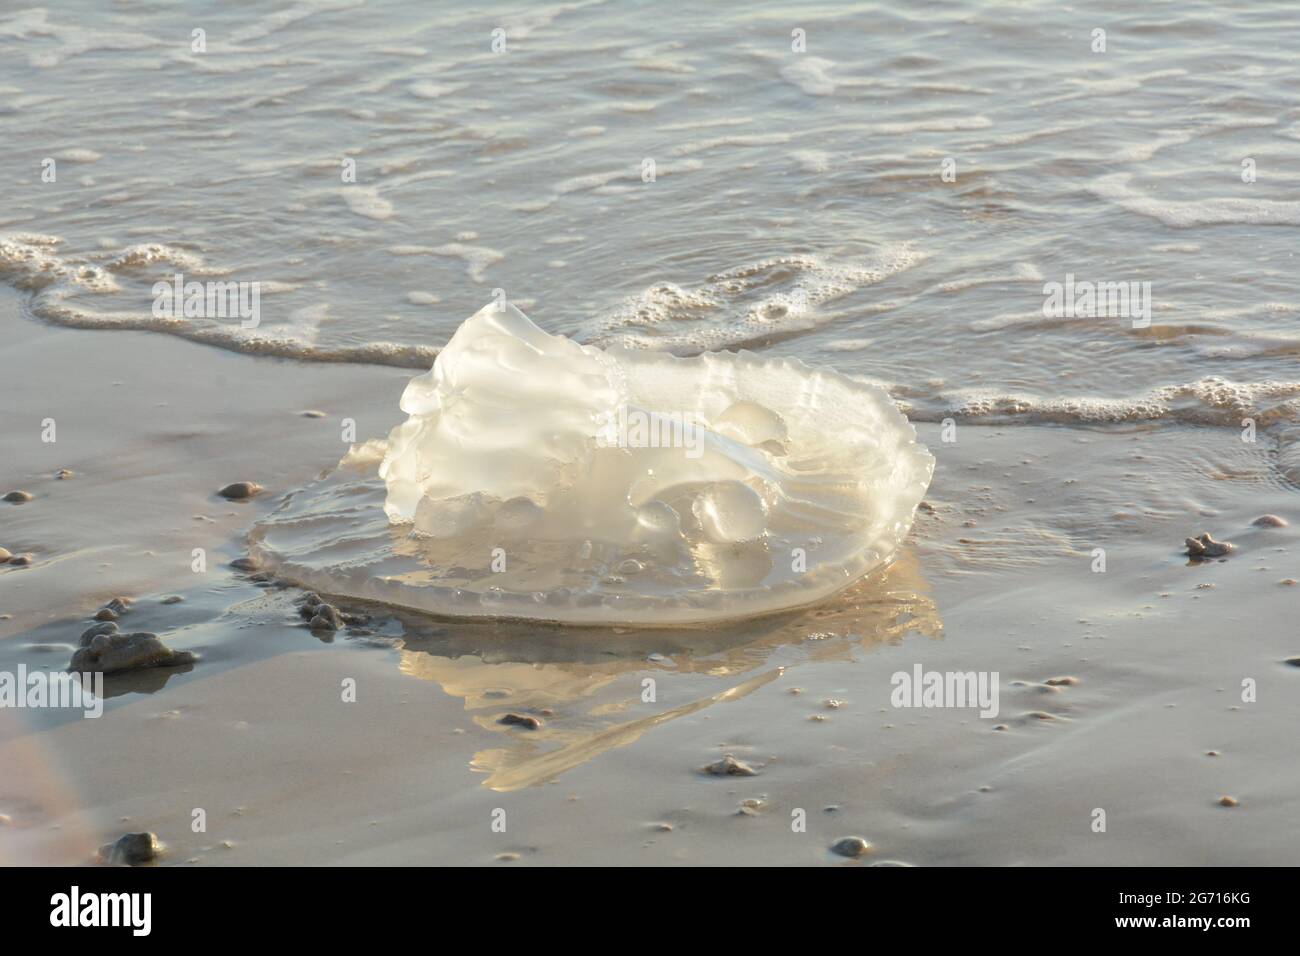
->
249, 303, 934, 624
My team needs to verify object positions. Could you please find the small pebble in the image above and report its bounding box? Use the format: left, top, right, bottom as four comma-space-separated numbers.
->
93, 607, 119, 622
653, 822, 673, 832
499, 713, 543, 730
830, 836, 872, 858
300, 410, 327, 418
1284, 657, 1300, 668
98, 832, 160, 865
160, 595, 184, 605
6, 553, 32, 566
0, 548, 10, 563
702, 754, 756, 776
1252, 514, 1288, 527
1218, 796, 1239, 808
217, 481, 262, 500
230, 556, 261, 572
3, 491, 33, 503
55, 469, 74, 479
1044, 676, 1079, 686
106, 597, 131, 614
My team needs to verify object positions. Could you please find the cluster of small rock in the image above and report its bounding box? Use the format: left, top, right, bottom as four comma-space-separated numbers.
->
296, 592, 365, 632
1184, 532, 1234, 558
68, 598, 196, 674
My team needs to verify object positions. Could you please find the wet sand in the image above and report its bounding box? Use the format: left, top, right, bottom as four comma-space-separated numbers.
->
2, 288, 1299, 865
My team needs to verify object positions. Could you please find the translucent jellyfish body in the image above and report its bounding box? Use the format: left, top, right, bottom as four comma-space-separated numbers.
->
249, 304, 933, 625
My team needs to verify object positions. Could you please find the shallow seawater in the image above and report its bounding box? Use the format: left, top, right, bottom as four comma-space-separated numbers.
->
2, 1, 1300, 865
2, 0, 1298, 429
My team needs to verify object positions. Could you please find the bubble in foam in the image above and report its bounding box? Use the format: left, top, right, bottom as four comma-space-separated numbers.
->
249, 303, 934, 625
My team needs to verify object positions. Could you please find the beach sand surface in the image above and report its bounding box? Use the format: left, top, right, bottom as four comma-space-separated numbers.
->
3, 290, 1297, 866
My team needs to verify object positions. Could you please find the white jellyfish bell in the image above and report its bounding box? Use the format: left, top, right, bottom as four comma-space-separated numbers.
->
249, 303, 934, 625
